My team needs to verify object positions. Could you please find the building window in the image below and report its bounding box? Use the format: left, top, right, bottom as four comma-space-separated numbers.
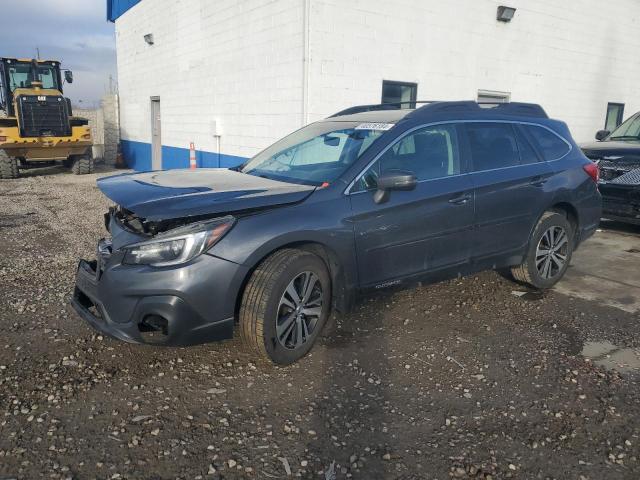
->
382, 80, 417, 109
605, 103, 625, 132
477, 89, 511, 104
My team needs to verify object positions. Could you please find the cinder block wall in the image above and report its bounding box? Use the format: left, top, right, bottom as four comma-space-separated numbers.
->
115, 0, 305, 170
114, 0, 640, 170
102, 94, 120, 165
74, 94, 120, 165
74, 107, 103, 161
306, 0, 640, 143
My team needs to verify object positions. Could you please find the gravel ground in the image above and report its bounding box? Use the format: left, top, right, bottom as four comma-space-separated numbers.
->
1, 166, 640, 480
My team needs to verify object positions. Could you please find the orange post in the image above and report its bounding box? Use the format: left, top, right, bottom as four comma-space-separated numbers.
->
189, 142, 197, 170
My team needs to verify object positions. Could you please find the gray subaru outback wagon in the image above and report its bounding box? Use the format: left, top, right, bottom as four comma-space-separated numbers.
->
72, 101, 601, 364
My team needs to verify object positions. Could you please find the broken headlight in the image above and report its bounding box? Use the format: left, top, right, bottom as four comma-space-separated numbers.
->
122, 216, 235, 267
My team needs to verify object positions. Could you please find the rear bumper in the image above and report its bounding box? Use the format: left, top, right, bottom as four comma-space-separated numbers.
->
71, 252, 247, 346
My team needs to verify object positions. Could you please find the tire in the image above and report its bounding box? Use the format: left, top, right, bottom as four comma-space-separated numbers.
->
511, 211, 574, 289
70, 152, 94, 175
0, 150, 18, 179
239, 249, 331, 365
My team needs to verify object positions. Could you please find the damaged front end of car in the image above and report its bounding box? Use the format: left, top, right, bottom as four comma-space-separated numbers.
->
70, 168, 316, 346
72, 169, 315, 346
594, 158, 640, 224
73, 206, 241, 345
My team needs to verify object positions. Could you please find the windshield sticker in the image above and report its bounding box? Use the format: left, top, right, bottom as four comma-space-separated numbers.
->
355, 123, 394, 131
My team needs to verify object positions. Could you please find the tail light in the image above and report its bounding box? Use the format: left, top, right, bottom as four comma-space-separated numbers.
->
0, 136, 6, 142
82, 134, 91, 140
583, 162, 599, 183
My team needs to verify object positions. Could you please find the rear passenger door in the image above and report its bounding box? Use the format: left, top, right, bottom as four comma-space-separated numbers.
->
465, 122, 553, 262
349, 123, 475, 287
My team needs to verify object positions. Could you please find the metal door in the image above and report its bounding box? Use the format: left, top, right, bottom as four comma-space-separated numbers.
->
151, 97, 162, 170
349, 175, 475, 288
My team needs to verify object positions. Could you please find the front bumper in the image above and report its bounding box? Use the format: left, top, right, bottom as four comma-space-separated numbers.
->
599, 183, 640, 224
71, 245, 248, 346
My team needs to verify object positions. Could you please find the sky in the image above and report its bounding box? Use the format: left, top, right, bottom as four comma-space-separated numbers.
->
0, 0, 117, 108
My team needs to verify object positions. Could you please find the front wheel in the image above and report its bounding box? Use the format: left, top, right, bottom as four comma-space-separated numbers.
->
511, 211, 574, 289
239, 249, 331, 365
0, 150, 18, 179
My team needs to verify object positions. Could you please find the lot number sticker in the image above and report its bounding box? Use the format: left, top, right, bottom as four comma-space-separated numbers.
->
355, 123, 395, 131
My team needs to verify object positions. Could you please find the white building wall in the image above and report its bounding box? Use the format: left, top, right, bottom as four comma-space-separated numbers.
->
115, 0, 640, 169
115, 0, 305, 163
306, 0, 640, 143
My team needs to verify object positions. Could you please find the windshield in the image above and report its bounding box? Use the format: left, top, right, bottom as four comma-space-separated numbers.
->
240, 121, 389, 185
609, 113, 640, 140
7, 62, 60, 91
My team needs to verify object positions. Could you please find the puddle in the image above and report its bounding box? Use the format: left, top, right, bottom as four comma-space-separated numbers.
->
582, 341, 640, 374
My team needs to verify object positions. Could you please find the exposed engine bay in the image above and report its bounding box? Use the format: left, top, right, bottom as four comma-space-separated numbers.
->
107, 205, 240, 237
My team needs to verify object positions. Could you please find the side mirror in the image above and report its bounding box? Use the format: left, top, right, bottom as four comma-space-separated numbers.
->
595, 129, 610, 141
373, 169, 417, 204
64, 70, 74, 84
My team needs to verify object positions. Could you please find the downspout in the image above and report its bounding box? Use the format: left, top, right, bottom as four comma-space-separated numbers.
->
302, 0, 311, 126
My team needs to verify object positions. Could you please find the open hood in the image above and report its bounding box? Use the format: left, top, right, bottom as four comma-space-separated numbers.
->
97, 169, 315, 221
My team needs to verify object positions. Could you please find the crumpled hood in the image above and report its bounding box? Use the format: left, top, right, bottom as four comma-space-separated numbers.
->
97, 169, 315, 221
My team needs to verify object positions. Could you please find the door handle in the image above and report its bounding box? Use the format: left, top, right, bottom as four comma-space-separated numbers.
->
448, 194, 471, 205
529, 176, 548, 187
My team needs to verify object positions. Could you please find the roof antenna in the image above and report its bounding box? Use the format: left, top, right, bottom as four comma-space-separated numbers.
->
36, 47, 40, 60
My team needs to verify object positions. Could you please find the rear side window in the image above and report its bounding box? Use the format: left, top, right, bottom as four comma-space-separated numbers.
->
525, 125, 570, 161
465, 123, 519, 171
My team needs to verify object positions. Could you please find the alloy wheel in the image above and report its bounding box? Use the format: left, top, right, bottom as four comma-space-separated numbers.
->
276, 271, 323, 350
535, 226, 569, 279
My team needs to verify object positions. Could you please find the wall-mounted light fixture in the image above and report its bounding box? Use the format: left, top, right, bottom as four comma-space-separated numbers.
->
496, 6, 516, 22
143, 33, 154, 45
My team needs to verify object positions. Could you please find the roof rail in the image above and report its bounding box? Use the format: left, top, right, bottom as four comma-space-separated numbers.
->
328, 101, 438, 118
409, 101, 548, 119
329, 100, 548, 119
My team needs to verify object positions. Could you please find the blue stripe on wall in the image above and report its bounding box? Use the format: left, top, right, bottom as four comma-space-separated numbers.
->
121, 139, 248, 171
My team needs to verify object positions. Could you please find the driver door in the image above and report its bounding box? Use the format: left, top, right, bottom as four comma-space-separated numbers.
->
347, 123, 474, 288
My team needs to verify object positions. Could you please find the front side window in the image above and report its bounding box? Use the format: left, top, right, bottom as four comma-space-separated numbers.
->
241, 121, 387, 185
36, 66, 58, 89
0, 71, 5, 107
7, 64, 31, 91
525, 125, 570, 161
608, 113, 640, 140
354, 124, 460, 192
6, 63, 59, 91
466, 123, 519, 171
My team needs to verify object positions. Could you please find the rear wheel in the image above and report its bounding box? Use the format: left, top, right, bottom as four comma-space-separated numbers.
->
0, 150, 18, 179
511, 211, 574, 289
70, 152, 94, 175
239, 249, 331, 365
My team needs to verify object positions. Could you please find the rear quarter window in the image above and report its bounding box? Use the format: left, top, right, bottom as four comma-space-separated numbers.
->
525, 125, 571, 161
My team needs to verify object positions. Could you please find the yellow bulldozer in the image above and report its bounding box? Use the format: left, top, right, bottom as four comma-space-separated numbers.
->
0, 58, 93, 179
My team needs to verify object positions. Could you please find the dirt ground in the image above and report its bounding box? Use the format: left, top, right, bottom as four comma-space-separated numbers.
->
1, 166, 640, 480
